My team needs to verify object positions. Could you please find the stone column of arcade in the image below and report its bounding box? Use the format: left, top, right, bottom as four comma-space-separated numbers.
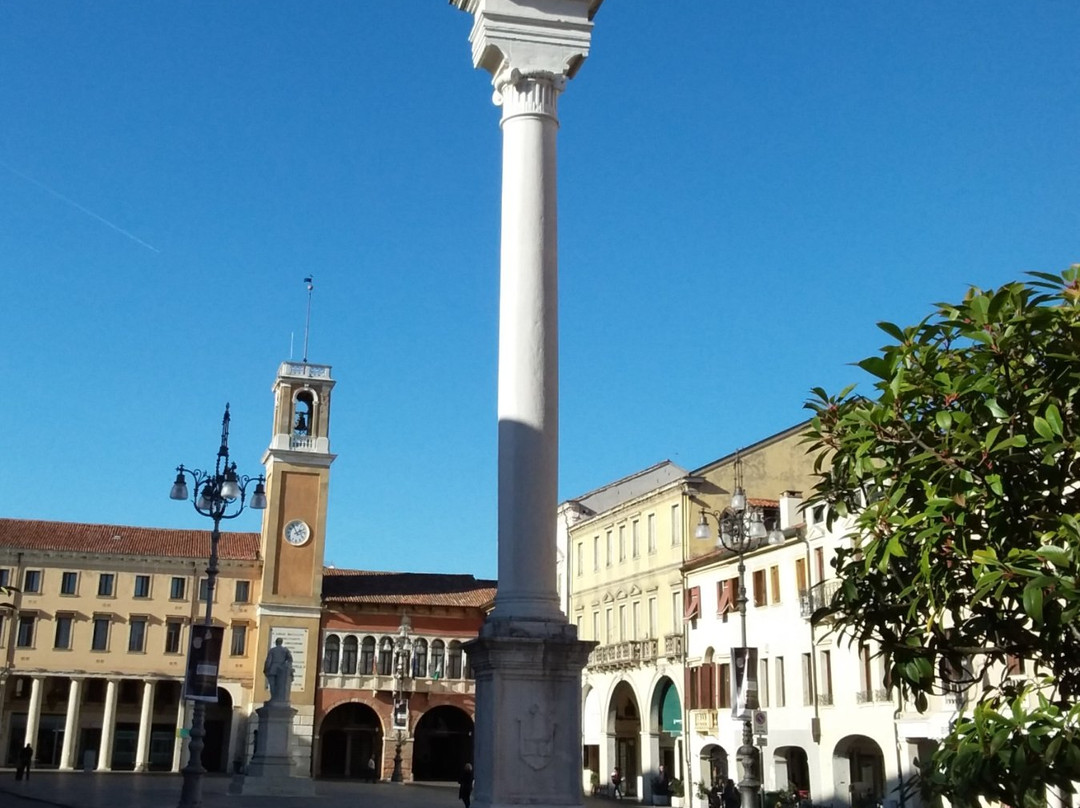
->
451, 2, 602, 807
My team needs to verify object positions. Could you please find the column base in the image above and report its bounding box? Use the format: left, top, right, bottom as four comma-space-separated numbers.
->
467, 628, 595, 808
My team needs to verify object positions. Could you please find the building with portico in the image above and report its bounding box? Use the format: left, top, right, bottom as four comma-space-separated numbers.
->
0, 358, 494, 781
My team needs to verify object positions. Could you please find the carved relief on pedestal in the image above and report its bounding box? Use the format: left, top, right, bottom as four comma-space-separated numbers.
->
518, 702, 557, 770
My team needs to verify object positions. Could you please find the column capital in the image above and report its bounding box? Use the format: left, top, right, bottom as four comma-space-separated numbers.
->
495, 70, 564, 122
453, 0, 602, 85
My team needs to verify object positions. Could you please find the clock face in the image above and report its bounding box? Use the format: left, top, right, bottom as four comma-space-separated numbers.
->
283, 519, 311, 547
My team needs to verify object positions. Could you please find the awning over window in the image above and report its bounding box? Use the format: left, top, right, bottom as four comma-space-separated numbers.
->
661, 682, 682, 736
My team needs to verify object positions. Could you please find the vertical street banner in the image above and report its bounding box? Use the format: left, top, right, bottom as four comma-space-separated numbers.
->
183, 625, 224, 702
731, 646, 759, 719
393, 699, 409, 730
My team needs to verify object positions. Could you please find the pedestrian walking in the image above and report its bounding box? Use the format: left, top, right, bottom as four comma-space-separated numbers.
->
722, 778, 739, 808
16, 744, 33, 781
459, 762, 474, 808
367, 755, 377, 783
611, 766, 623, 799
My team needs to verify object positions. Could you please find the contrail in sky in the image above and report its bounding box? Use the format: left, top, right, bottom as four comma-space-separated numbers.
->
0, 160, 160, 253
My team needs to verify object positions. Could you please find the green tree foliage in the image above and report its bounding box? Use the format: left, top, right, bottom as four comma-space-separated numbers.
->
803, 266, 1080, 807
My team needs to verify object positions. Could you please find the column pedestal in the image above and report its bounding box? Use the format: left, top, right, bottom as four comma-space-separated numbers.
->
467, 627, 594, 808
230, 703, 314, 797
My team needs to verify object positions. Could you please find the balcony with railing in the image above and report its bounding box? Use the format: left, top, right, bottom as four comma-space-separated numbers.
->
799, 579, 842, 619
280, 361, 332, 380
663, 632, 684, 660
318, 671, 474, 695
692, 710, 719, 734
588, 640, 642, 670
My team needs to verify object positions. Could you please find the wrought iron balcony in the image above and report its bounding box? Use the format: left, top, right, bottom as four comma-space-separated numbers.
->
799, 580, 842, 619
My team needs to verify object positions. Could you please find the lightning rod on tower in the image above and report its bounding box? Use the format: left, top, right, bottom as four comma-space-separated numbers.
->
302, 276, 314, 363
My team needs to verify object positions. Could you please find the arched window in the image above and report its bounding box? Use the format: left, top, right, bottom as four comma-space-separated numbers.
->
360, 636, 376, 675
448, 641, 464, 679
293, 391, 314, 435
378, 637, 395, 676
341, 636, 358, 675
430, 639, 446, 679
323, 635, 340, 674
413, 638, 428, 678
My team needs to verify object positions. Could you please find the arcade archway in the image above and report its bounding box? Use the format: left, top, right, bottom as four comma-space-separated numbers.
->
833, 735, 885, 805
201, 687, 233, 773
608, 681, 641, 797
319, 702, 382, 779
650, 677, 681, 777
700, 744, 728, 787
773, 746, 810, 796
412, 705, 473, 781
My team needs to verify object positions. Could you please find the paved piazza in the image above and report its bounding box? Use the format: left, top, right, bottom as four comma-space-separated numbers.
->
0, 773, 612, 808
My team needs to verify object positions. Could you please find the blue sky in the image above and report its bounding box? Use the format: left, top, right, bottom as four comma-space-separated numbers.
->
1, 2, 1077, 579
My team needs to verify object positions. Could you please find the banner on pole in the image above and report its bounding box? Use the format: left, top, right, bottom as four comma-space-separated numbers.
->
393, 699, 409, 730
731, 646, 759, 719
183, 624, 224, 703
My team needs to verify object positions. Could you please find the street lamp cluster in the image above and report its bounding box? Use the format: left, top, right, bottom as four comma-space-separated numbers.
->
169, 405, 266, 808
693, 455, 782, 808
390, 617, 413, 783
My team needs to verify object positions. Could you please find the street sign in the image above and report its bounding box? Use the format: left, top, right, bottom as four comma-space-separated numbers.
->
753, 710, 768, 736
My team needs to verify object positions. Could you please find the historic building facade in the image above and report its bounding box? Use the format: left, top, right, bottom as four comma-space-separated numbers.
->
0, 520, 261, 773
565, 423, 842, 802
315, 570, 494, 780
681, 491, 962, 808
0, 359, 494, 781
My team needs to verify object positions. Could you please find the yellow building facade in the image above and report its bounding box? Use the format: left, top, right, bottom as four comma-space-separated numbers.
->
0, 522, 261, 771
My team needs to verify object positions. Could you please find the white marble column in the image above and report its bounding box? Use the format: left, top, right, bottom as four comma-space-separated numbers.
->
97, 678, 119, 771
134, 679, 156, 771
24, 675, 44, 751
492, 68, 565, 625
454, 0, 600, 628
171, 693, 187, 772
177, 700, 193, 770
59, 677, 82, 770
452, 3, 602, 808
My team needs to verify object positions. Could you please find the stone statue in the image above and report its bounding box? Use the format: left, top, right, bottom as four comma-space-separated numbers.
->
264, 637, 294, 704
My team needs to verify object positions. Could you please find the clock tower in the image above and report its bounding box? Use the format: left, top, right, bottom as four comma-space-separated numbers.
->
255, 360, 336, 774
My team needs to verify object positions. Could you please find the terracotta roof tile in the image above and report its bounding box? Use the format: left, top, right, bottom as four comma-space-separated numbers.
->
322, 568, 497, 608
0, 519, 260, 561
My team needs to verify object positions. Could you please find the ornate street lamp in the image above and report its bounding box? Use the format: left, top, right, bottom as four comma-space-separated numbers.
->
693, 454, 782, 808
390, 616, 413, 783
170, 404, 266, 808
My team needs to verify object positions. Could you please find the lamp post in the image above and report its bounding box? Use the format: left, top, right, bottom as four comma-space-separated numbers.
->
170, 404, 266, 808
693, 455, 782, 808
390, 616, 413, 783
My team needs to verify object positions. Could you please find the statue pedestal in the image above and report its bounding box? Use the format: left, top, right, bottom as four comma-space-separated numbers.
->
231, 701, 314, 797
467, 621, 594, 808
